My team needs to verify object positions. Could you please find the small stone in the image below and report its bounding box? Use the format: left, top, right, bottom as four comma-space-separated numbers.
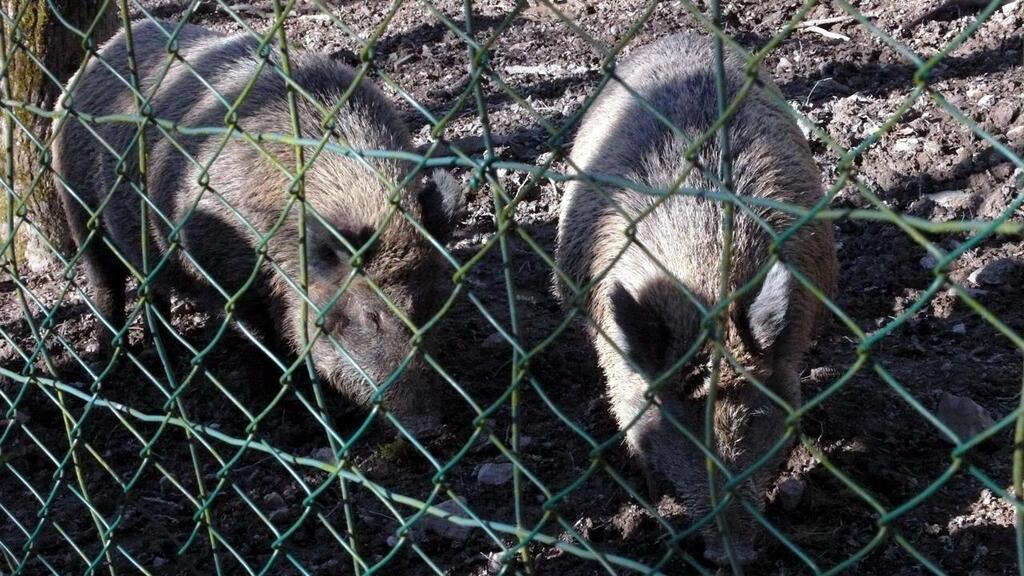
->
777, 478, 805, 512
978, 94, 995, 108
477, 462, 514, 486
951, 322, 966, 335
482, 332, 507, 350
920, 254, 938, 270
411, 498, 470, 543
263, 492, 286, 511
310, 447, 337, 464
1, 411, 29, 427
991, 100, 1019, 127
152, 557, 168, 568
936, 392, 996, 443
968, 258, 1023, 286
893, 137, 919, 153
158, 474, 175, 495
386, 535, 399, 547
269, 508, 289, 524
926, 189, 975, 211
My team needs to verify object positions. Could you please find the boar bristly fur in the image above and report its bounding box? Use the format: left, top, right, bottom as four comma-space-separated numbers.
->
54, 20, 462, 425
555, 33, 837, 565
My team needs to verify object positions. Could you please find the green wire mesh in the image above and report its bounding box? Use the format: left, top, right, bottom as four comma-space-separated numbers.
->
1, 0, 1022, 574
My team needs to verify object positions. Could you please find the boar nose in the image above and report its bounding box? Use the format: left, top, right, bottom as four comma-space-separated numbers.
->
323, 290, 401, 336
322, 306, 376, 335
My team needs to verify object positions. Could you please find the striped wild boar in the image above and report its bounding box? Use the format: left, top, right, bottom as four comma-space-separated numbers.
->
53, 19, 462, 427
555, 34, 837, 565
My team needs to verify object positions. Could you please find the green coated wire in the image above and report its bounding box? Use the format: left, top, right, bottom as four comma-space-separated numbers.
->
2, 1, 1023, 574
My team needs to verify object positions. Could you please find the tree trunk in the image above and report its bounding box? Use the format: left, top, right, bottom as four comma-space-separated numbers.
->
1, 0, 118, 272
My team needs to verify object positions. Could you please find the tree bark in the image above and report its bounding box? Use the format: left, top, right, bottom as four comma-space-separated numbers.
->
1, 0, 118, 272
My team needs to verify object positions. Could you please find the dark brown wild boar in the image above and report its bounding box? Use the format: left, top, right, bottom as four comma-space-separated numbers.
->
53, 19, 462, 427
555, 33, 838, 565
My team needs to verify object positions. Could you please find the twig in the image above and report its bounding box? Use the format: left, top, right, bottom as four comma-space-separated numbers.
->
796, 15, 855, 28
801, 26, 851, 41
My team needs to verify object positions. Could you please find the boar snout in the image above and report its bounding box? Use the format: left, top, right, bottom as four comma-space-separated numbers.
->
322, 282, 404, 340
312, 280, 445, 431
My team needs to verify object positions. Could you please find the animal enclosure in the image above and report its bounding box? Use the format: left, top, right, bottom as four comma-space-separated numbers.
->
1, 1, 1022, 575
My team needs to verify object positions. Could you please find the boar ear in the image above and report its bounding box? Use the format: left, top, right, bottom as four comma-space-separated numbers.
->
417, 169, 464, 243
745, 261, 792, 352
610, 282, 671, 379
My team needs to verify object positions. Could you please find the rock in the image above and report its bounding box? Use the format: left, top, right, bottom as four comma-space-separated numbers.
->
158, 474, 174, 495
411, 498, 471, 543
310, 447, 338, 465
951, 322, 966, 335
968, 258, 1023, 286
482, 331, 507, 350
477, 462, 514, 486
269, 508, 290, 524
263, 492, 286, 511
920, 254, 938, 270
990, 99, 1019, 127
936, 393, 996, 443
777, 478, 805, 512
926, 190, 975, 211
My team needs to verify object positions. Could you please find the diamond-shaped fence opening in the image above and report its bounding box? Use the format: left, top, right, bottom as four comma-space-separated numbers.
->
1, 0, 1022, 574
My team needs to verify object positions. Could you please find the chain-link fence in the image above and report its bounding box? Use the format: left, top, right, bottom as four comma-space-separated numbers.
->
1, 0, 1022, 574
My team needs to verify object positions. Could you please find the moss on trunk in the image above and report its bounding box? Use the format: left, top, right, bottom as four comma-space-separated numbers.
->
1, 0, 118, 271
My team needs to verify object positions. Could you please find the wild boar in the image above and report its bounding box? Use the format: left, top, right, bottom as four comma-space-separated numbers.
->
555, 33, 837, 565
52, 19, 462, 426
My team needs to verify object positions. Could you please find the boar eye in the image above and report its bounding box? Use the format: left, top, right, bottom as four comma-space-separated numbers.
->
312, 243, 341, 269
343, 226, 376, 254
683, 356, 712, 397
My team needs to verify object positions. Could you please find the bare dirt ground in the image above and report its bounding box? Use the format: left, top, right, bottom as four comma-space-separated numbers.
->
2, 1, 1023, 574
